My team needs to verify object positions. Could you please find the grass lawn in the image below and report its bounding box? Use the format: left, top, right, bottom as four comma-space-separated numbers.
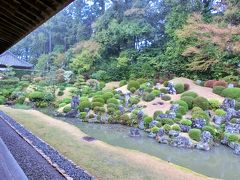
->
0, 106, 213, 180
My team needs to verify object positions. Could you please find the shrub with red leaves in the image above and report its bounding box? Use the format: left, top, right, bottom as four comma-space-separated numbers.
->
204, 80, 217, 88
184, 83, 190, 91
213, 80, 227, 88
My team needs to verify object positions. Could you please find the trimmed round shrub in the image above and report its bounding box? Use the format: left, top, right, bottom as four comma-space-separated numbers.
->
92, 97, 105, 104
153, 110, 163, 119
94, 106, 105, 113
0, 96, 6, 105
130, 87, 136, 93
213, 80, 227, 87
230, 118, 237, 123
222, 88, 240, 99
107, 98, 119, 105
102, 92, 114, 102
180, 119, 192, 126
57, 90, 64, 96
114, 94, 121, 99
107, 103, 117, 109
191, 107, 210, 122
177, 106, 188, 115
174, 100, 189, 111
161, 95, 171, 101
188, 129, 201, 141
212, 86, 225, 95
161, 118, 174, 125
78, 100, 91, 112
181, 91, 198, 98
227, 134, 239, 142
63, 106, 71, 113
142, 93, 155, 102
16, 96, 25, 104
144, 116, 153, 126
215, 109, 226, 116
127, 80, 140, 91
151, 126, 160, 133
184, 83, 190, 91
163, 124, 171, 132
36, 101, 48, 108
181, 96, 194, 109
107, 107, 115, 115
79, 112, 87, 119
171, 124, 181, 131
137, 78, 147, 85
208, 99, 220, 110
204, 80, 217, 88
192, 97, 209, 110
152, 89, 160, 96
59, 103, 67, 108
80, 97, 89, 102
129, 97, 140, 105
28, 91, 44, 102
160, 88, 168, 94
202, 126, 216, 136
120, 114, 131, 125
119, 80, 127, 87
91, 102, 104, 109
174, 83, 185, 94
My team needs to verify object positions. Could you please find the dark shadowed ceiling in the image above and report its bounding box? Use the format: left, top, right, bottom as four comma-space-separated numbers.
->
0, 0, 74, 54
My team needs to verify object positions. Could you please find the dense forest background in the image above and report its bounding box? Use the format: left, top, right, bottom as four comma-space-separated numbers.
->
10, 0, 240, 81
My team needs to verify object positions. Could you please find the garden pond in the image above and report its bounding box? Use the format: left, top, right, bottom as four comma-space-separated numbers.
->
55, 116, 240, 180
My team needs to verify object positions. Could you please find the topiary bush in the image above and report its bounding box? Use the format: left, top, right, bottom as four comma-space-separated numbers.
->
107, 98, 119, 105
204, 80, 217, 88
181, 91, 198, 98
174, 83, 185, 94
130, 87, 136, 93
142, 93, 155, 102
151, 126, 160, 133
28, 91, 45, 102
78, 100, 91, 112
137, 78, 147, 85
174, 100, 189, 111
192, 97, 209, 110
163, 124, 171, 132
161, 118, 174, 125
161, 95, 171, 101
119, 80, 127, 87
188, 129, 201, 141
222, 88, 240, 99
91, 102, 104, 109
127, 80, 140, 91
160, 88, 168, 94
202, 126, 216, 136
212, 86, 225, 95
102, 92, 114, 102
144, 116, 153, 126
152, 89, 160, 97
0, 96, 6, 105
181, 96, 194, 109
191, 107, 210, 122
215, 109, 226, 116
120, 114, 131, 125
177, 106, 188, 115
180, 119, 192, 126
59, 102, 67, 108
63, 106, 71, 113
129, 96, 140, 105
92, 97, 105, 104
79, 112, 87, 119
213, 80, 227, 88
208, 99, 220, 110
227, 133, 239, 142
171, 124, 181, 131
236, 102, 240, 110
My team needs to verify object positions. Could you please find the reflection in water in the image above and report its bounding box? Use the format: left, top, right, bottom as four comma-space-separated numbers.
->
58, 117, 239, 180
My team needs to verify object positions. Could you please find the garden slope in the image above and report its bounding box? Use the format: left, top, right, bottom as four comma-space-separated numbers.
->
0, 106, 213, 180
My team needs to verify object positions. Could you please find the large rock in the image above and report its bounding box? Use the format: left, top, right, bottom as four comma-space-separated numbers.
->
171, 136, 193, 148
213, 116, 224, 125
170, 104, 179, 112
148, 132, 156, 138
192, 118, 206, 129
65, 109, 78, 118
169, 130, 179, 138
196, 131, 213, 151
234, 143, 240, 155
225, 123, 240, 134
156, 128, 165, 137
129, 128, 141, 137
221, 98, 236, 110
167, 82, 176, 94
156, 135, 170, 144
180, 125, 191, 132
149, 120, 159, 128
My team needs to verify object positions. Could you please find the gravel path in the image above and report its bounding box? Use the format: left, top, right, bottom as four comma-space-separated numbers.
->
0, 119, 65, 180
0, 111, 93, 180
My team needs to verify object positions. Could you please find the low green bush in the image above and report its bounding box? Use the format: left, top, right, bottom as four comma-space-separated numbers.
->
188, 129, 201, 141
215, 109, 226, 116
212, 86, 225, 95
171, 124, 181, 131
102, 92, 114, 102
0, 96, 6, 105
16, 96, 25, 104
35, 101, 48, 108
161, 95, 171, 101
144, 116, 153, 126
59, 103, 67, 108
107, 98, 119, 105
192, 97, 209, 110
92, 97, 105, 104
174, 83, 185, 94
120, 114, 131, 125
137, 78, 147, 85
208, 99, 220, 110
114, 94, 121, 99
58, 90, 64, 96
63, 106, 72, 113
91, 102, 104, 109
180, 119, 192, 126
151, 126, 160, 133
129, 96, 140, 105
161, 118, 174, 125
227, 134, 239, 142
181, 96, 194, 109
79, 112, 87, 119
191, 107, 210, 122
78, 100, 91, 112
202, 126, 216, 136
222, 88, 240, 99
80, 97, 89, 102
142, 93, 155, 102
153, 111, 163, 119
181, 91, 198, 98
28, 91, 45, 102
173, 100, 188, 111
119, 80, 127, 87
107, 103, 117, 109
152, 89, 160, 97
160, 88, 168, 94
127, 80, 140, 91
177, 106, 188, 115
163, 124, 171, 132
130, 87, 136, 93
